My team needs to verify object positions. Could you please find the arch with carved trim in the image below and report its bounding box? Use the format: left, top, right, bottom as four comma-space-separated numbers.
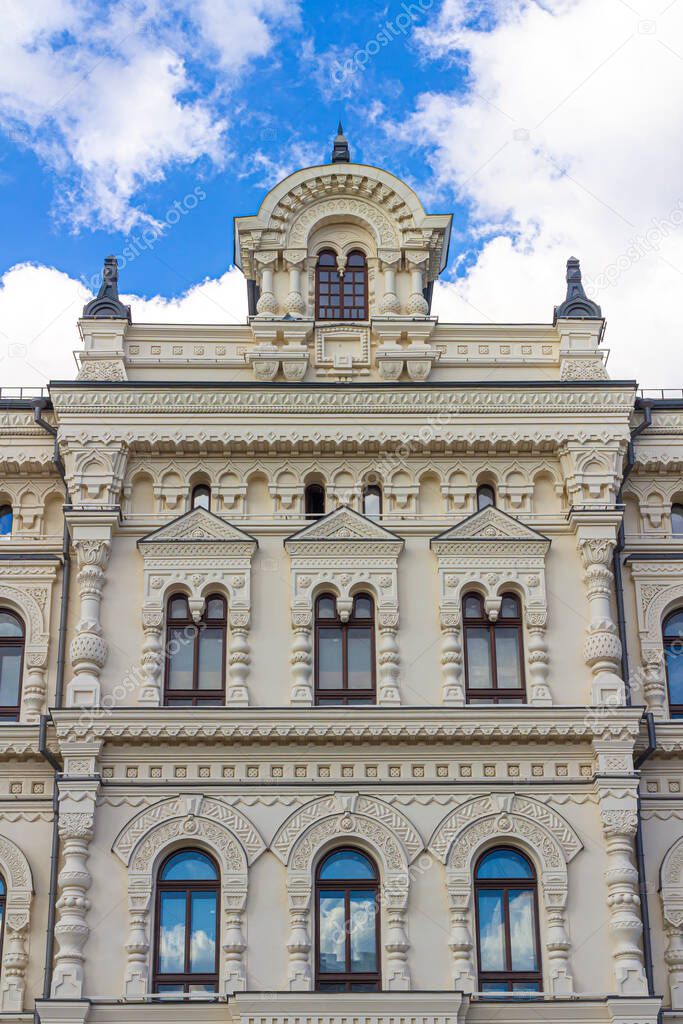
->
271, 793, 423, 992
661, 835, 683, 1008
0, 835, 34, 1011
428, 794, 582, 996
112, 796, 265, 996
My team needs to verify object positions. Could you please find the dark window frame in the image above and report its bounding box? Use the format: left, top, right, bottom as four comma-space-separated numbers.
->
0, 609, 24, 722
314, 847, 381, 993
672, 503, 683, 535
474, 847, 542, 994
163, 593, 227, 707
0, 873, 6, 969
664, 609, 683, 718
0, 504, 12, 536
305, 483, 326, 519
191, 484, 211, 511
463, 592, 526, 704
476, 485, 496, 511
315, 249, 368, 321
314, 593, 376, 706
152, 849, 220, 994
362, 484, 382, 519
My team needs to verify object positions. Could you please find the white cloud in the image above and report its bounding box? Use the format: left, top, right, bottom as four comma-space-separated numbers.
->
413, 0, 683, 385
0, 0, 300, 232
0, 262, 248, 388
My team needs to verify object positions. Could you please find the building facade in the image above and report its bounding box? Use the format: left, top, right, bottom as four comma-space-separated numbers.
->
0, 128, 682, 1024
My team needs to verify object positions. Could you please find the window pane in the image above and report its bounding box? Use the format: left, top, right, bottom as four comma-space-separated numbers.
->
188, 983, 217, 994
347, 629, 372, 690
500, 595, 519, 618
350, 892, 377, 972
318, 629, 343, 689
477, 849, 533, 879
317, 596, 337, 619
509, 889, 537, 971
0, 613, 22, 638
673, 505, 683, 534
319, 850, 376, 880
169, 596, 188, 620
512, 982, 540, 993
464, 595, 483, 618
664, 611, 683, 638
167, 628, 195, 690
477, 486, 495, 510
158, 891, 186, 974
0, 648, 21, 706
466, 628, 492, 689
318, 891, 346, 973
481, 982, 508, 993
205, 597, 224, 619
363, 490, 381, 519
0, 507, 12, 536
478, 890, 506, 971
354, 596, 373, 619
197, 628, 224, 690
495, 628, 522, 689
666, 647, 683, 706
190, 891, 217, 973
162, 851, 218, 881
156, 983, 184, 994
192, 487, 210, 510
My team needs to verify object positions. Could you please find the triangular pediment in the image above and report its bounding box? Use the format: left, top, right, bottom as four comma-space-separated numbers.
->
286, 505, 403, 545
139, 507, 257, 546
431, 506, 549, 545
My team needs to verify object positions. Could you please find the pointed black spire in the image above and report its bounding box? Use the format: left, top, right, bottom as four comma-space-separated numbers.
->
331, 121, 350, 163
554, 257, 601, 319
82, 255, 131, 320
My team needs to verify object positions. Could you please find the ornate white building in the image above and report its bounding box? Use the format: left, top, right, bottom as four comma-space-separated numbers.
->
0, 125, 682, 1024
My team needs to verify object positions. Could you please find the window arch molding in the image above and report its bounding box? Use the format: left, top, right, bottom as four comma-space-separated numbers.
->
660, 834, 683, 1008
0, 834, 34, 1011
271, 792, 422, 992
630, 563, 683, 717
428, 793, 581, 996
0, 570, 56, 722
112, 794, 265, 996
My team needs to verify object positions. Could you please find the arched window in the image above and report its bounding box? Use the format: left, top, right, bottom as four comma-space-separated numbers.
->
315, 848, 380, 992
664, 609, 683, 718
305, 483, 326, 519
315, 592, 375, 705
0, 610, 24, 721
477, 485, 496, 511
672, 503, 683, 535
316, 250, 367, 321
0, 505, 12, 536
191, 485, 211, 511
0, 873, 6, 967
154, 849, 219, 995
362, 485, 382, 520
475, 847, 542, 993
164, 594, 226, 707
463, 592, 525, 703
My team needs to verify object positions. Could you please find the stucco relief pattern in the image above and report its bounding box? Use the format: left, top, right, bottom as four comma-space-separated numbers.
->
0, 836, 33, 1012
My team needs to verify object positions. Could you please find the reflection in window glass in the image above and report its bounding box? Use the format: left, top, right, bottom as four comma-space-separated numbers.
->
315, 849, 379, 992
466, 629, 492, 689
315, 594, 375, 704
318, 629, 343, 689
0, 610, 24, 721
164, 594, 226, 706
664, 609, 683, 717
475, 847, 541, 993
350, 892, 377, 972
494, 629, 522, 689
319, 892, 345, 973
0, 506, 12, 536
463, 591, 525, 703
478, 891, 505, 971
158, 891, 186, 974
348, 629, 372, 689
190, 891, 217, 973
508, 890, 537, 971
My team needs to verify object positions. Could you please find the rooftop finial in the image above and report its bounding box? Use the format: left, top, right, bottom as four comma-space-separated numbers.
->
82, 255, 131, 320
331, 121, 350, 163
554, 256, 602, 320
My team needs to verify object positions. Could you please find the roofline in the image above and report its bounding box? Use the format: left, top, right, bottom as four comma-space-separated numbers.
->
47, 379, 638, 392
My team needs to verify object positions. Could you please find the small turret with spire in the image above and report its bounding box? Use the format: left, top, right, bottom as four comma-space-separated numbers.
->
82, 255, 131, 320
331, 121, 350, 163
554, 257, 602, 320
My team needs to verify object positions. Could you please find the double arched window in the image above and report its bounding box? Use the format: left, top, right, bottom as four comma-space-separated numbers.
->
463, 592, 525, 703
664, 609, 683, 718
475, 848, 541, 993
154, 849, 219, 994
315, 593, 375, 705
0, 505, 12, 536
315, 250, 367, 321
0, 610, 24, 721
315, 848, 380, 992
164, 594, 227, 707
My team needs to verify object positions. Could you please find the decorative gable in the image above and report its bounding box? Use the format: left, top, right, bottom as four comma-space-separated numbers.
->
136, 508, 258, 707
431, 507, 552, 707
284, 506, 404, 708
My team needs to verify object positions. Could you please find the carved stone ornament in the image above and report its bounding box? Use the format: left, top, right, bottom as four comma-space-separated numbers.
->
660, 835, 683, 1008
431, 506, 552, 707
137, 507, 258, 707
284, 507, 404, 706
0, 836, 33, 1012
629, 559, 683, 718
271, 793, 421, 991
0, 563, 57, 721
112, 795, 265, 995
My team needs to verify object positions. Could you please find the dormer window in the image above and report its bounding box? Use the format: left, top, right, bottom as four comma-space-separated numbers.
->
316, 250, 367, 321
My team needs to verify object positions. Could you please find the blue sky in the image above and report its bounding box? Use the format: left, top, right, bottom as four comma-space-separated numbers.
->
1, 0, 683, 386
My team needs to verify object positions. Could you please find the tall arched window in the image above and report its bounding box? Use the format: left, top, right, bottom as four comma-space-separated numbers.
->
672, 503, 683, 535
164, 594, 226, 707
362, 484, 382, 519
154, 849, 219, 994
463, 592, 525, 703
0, 873, 6, 967
477, 485, 496, 511
475, 847, 541, 993
0, 610, 24, 721
664, 609, 683, 718
315, 848, 380, 992
316, 250, 367, 321
191, 485, 211, 511
0, 505, 12, 536
305, 483, 326, 519
315, 593, 375, 705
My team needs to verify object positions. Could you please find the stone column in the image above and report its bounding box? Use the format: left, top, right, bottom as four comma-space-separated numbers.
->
283, 250, 306, 318
123, 885, 151, 996
228, 610, 251, 706
526, 607, 552, 706
290, 610, 313, 705
597, 784, 648, 995
223, 893, 248, 992
446, 883, 476, 993
385, 890, 410, 990
378, 252, 401, 315
287, 888, 312, 990
440, 610, 465, 706
405, 252, 429, 316
21, 653, 48, 722
255, 252, 278, 316
640, 647, 668, 718
378, 610, 401, 705
543, 887, 573, 994
138, 608, 164, 706
665, 918, 683, 1008
0, 910, 30, 1011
